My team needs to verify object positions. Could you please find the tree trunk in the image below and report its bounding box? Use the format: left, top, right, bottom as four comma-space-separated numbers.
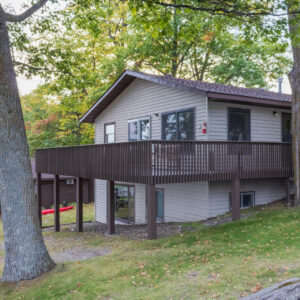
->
0, 5, 55, 281
288, 2, 300, 206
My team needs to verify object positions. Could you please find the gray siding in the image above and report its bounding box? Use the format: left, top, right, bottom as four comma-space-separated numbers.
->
94, 179, 107, 223
209, 178, 286, 218
95, 78, 208, 143
158, 182, 209, 222
95, 181, 209, 224
93, 79, 291, 224
208, 101, 291, 142
94, 78, 208, 223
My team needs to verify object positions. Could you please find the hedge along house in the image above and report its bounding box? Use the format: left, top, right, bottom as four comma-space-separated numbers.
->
35, 70, 293, 239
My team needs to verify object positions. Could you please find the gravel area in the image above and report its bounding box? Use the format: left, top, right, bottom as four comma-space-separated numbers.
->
52, 246, 110, 263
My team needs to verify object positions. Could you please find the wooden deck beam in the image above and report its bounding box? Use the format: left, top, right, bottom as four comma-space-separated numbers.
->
146, 184, 157, 239
107, 180, 115, 235
76, 177, 83, 232
37, 173, 42, 227
54, 174, 60, 232
231, 178, 240, 221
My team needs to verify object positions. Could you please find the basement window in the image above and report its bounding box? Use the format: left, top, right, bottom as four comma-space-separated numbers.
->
66, 179, 74, 185
229, 191, 255, 209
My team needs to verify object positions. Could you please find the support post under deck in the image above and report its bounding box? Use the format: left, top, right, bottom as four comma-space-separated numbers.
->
37, 173, 42, 227
107, 180, 115, 235
231, 178, 240, 221
146, 184, 157, 239
286, 177, 291, 206
54, 174, 60, 232
76, 177, 83, 232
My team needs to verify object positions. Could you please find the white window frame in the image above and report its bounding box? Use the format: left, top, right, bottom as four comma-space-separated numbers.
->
128, 117, 151, 141
104, 122, 115, 144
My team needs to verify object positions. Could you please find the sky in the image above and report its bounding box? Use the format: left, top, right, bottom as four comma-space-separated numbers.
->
2, 0, 293, 96
3, 0, 44, 95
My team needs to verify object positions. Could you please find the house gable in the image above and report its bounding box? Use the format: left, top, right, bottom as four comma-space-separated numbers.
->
94, 78, 208, 144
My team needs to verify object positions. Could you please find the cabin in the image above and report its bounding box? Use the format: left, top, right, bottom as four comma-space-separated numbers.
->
35, 70, 293, 238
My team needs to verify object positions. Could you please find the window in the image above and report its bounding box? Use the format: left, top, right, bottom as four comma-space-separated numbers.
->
162, 109, 194, 140
228, 108, 250, 141
104, 123, 115, 143
66, 179, 74, 185
128, 117, 150, 141
229, 191, 255, 209
115, 185, 135, 223
282, 113, 292, 143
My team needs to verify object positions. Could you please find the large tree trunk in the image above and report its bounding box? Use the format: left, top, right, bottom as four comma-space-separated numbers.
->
288, 2, 300, 206
0, 5, 55, 281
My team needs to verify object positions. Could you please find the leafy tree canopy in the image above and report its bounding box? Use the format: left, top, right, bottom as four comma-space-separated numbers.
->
8, 0, 292, 153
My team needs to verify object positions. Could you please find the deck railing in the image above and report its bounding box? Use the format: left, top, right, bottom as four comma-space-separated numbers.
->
35, 141, 293, 184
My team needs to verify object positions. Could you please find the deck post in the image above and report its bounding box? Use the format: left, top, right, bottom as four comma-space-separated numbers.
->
231, 178, 240, 221
286, 177, 291, 206
146, 184, 157, 239
54, 174, 60, 232
37, 173, 42, 227
88, 178, 94, 203
107, 180, 115, 235
76, 177, 83, 232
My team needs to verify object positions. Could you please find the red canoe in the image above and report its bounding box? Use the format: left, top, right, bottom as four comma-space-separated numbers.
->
42, 206, 74, 215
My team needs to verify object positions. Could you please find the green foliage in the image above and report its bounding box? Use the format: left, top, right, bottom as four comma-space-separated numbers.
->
21, 85, 60, 155
21, 85, 94, 155
10, 0, 292, 152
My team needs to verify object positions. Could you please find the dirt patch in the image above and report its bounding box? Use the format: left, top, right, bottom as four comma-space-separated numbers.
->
51, 246, 110, 263
83, 222, 182, 239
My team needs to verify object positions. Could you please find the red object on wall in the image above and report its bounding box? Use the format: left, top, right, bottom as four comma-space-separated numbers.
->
202, 122, 207, 134
42, 206, 74, 215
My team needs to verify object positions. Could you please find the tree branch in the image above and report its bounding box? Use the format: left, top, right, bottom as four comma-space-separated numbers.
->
5, 0, 49, 23
148, 1, 300, 18
13, 60, 75, 78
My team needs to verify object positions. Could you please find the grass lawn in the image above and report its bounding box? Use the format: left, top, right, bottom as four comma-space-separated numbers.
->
0, 204, 300, 299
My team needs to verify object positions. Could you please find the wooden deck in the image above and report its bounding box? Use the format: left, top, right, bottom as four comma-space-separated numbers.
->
35, 140, 293, 239
36, 141, 293, 184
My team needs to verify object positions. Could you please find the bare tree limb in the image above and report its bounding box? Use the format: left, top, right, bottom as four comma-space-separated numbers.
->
5, 0, 49, 23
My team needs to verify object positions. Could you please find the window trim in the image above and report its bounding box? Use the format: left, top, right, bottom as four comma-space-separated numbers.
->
161, 107, 196, 141
227, 107, 251, 142
104, 122, 116, 144
281, 112, 292, 143
128, 116, 151, 141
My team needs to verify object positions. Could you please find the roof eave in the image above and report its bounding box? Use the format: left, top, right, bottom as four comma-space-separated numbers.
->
80, 70, 206, 123
207, 92, 291, 109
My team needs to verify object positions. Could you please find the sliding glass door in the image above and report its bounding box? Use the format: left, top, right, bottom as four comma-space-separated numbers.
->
115, 185, 135, 223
